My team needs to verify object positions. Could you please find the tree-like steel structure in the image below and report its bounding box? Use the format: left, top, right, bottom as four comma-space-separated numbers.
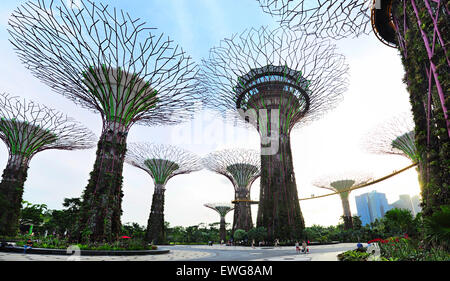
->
0, 93, 95, 236
313, 173, 372, 230
365, 113, 425, 192
8, 0, 201, 242
365, 113, 418, 163
203, 149, 261, 233
198, 26, 348, 241
204, 203, 234, 243
125, 143, 202, 244
258, 0, 449, 220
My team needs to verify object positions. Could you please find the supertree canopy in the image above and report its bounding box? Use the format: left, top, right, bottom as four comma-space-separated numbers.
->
8, 0, 201, 242
125, 143, 202, 244
365, 113, 418, 163
313, 173, 372, 230
198, 26, 348, 241
0, 93, 95, 236
257, 0, 449, 221
203, 149, 261, 233
258, 0, 373, 39
204, 203, 234, 243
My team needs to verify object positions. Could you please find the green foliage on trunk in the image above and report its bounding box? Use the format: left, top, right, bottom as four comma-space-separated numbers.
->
0, 163, 28, 236
392, 1, 449, 235
76, 129, 127, 243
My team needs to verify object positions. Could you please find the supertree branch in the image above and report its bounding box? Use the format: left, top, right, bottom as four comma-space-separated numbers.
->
198, 26, 348, 131
8, 0, 201, 130
125, 142, 202, 244
204, 203, 234, 242
8, 0, 202, 243
198, 26, 348, 241
203, 148, 260, 232
126, 143, 203, 185
364, 112, 418, 163
0, 93, 95, 236
257, 0, 373, 39
0, 93, 95, 162
313, 173, 372, 230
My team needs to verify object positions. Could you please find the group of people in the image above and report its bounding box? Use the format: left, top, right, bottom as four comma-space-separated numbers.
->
295, 241, 309, 254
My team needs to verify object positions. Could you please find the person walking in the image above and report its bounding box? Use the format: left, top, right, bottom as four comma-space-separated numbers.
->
295, 241, 300, 254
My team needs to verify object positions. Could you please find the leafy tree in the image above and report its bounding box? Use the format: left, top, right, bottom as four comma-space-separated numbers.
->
383, 208, 415, 236
233, 229, 247, 241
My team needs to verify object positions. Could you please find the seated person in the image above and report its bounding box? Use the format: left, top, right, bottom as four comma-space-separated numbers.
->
23, 239, 33, 253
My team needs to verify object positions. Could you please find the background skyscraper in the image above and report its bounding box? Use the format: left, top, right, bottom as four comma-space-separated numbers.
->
355, 191, 391, 225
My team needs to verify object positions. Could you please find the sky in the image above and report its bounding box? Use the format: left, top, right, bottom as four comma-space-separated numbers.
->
0, 0, 421, 229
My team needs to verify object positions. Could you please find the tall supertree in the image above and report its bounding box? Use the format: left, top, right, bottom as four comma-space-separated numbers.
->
204, 203, 234, 243
125, 143, 202, 244
8, 0, 201, 242
203, 149, 261, 233
365, 113, 424, 191
198, 26, 348, 241
258, 0, 449, 220
313, 173, 372, 230
0, 93, 95, 236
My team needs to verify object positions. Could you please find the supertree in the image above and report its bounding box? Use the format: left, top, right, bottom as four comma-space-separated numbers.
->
198, 26, 348, 241
365, 113, 425, 192
0, 93, 95, 236
204, 203, 234, 243
203, 149, 261, 233
8, 0, 201, 242
365, 113, 418, 163
125, 143, 203, 244
313, 173, 372, 230
258, 0, 449, 219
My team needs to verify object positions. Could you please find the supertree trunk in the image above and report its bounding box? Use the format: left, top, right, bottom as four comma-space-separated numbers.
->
257, 134, 305, 242
392, 0, 450, 218
146, 184, 166, 244
340, 194, 353, 230
0, 156, 28, 236
233, 187, 253, 232
77, 122, 127, 243
219, 216, 227, 242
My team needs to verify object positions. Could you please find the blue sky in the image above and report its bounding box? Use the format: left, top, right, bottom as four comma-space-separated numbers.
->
0, 0, 420, 228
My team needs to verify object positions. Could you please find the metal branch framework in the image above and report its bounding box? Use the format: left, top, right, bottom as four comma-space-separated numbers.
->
204, 203, 234, 242
365, 112, 418, 163
8, 0, 201, 129
8, 0, 202, 243
126, 142, 202, 244
0, 93, 95, 236
258, 0, 373, 39
198, 26, 348, 241
203, 148, 261, 233
313, 173, 373, 229
199, 26, 348, 131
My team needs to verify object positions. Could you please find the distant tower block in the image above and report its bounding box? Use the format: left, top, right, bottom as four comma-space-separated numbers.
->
8, 0, 201, 242
203, 149, 260, 233
204, 203, 234, 243
198, 26, 348, 241
314, 173, 372, 230
126, 143, 202, 244
0, 93, 95, 236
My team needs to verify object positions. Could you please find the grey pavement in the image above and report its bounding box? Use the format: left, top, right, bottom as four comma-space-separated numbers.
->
0, 243, 362, 261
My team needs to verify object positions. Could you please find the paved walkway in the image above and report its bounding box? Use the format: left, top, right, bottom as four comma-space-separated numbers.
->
0, 243, 361, 261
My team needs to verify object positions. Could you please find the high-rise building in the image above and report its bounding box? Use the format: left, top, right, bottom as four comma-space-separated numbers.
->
355, 191, 392, 226
391, 194, 422, 216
